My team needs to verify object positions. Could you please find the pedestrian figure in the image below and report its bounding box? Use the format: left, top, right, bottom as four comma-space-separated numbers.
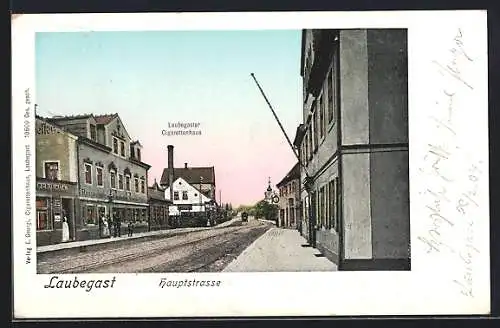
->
103, 216, 110, 237
61, 216, 70, 243
108, 216, 114, 238
127, 221, 134, 237
115, 214, 122, 237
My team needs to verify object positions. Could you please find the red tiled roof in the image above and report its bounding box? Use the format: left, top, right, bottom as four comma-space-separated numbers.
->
94, 114, 118, 125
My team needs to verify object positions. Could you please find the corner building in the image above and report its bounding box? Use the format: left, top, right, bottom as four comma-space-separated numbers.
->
298, 29, 410, 270
46, 114, 151, 240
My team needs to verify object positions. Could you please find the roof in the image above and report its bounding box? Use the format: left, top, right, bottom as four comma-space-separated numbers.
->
160, 166, 215, 186
276, 162, 300, 187
48, 114, 94, 121
94, 114, 118, 125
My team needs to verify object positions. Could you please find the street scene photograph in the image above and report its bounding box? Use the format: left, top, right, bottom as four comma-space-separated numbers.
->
35, 28, 410, 274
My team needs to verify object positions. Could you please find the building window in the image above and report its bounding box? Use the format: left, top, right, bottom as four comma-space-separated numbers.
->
120, 141, 125, 157
319, 94, 325, 139
327, 70, 334, 123
328, 178, 339, 230
130, 147, 135, 159
113, 137, 118, 154
313, 105, 318, 151
96, 167, 103, 187
84, 163, 92, 184
90, 124, 97, 141
110, 171, 117, 189
137, 148, 141, 161
182, 191, 188, 200
118, 174, 124, 190
125, 175, 131, 191
44, 161, 59, 181
135, 178, 139, 192
174, 191, 179, 200
141, 179, 145, 193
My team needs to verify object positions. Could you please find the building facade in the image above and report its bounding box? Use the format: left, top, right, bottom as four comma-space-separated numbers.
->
163, 176, 214, 215
35, 117, 79, 246
43, 113, 151, 241
148, 180, 172, 231
276, 162, 301, 229
298, 29, 410, 270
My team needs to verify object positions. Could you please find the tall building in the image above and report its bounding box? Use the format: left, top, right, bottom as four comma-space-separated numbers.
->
297, 29, 410, 270
36, 113, 151, 245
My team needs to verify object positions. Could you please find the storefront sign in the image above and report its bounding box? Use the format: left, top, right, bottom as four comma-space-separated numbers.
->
37, 181, 70, 192
80, 188, 146, 203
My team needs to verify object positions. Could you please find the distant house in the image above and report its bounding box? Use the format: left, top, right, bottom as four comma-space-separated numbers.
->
276, 162, 301, 229
160, 162, 216, 202
162, 176, 214, 215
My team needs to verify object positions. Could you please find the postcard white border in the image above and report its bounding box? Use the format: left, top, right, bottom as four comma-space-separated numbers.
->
12, 11, 490, 318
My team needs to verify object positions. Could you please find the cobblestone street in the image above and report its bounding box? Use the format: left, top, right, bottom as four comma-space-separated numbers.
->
37, 217, 271, 274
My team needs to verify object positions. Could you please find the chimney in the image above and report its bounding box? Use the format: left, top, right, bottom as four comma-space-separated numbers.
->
167, 145, 174, 202
184, 163, 188, 169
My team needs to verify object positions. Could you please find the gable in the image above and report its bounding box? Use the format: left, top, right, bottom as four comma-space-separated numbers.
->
163, 177, 213, 202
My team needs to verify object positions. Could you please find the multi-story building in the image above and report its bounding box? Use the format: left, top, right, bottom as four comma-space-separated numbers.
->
276, 162, 300, 229
297, 29, 410, 270
148, 179, 172, 231
35, 117, 79, 246
44, 113, 151, 240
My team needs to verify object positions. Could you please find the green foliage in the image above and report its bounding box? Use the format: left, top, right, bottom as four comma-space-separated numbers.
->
252, 200, 279, 221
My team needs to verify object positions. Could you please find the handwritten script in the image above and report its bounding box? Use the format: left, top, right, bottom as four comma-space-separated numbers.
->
417, 28, 483, 298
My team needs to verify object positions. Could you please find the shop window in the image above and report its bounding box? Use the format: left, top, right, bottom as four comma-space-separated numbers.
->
141, 209, 147, 222
44, 161, 59, 181
118, 174, 124, 190
134, 178, 139, 192
36, 198, 51, 230
173, 191, 179, 200
84, 205, 97, 225
125, 176, 131, 191
182, 191, 188, 200
84, 163, 92, 184
110, 171, 117, 189
96, 167, 103, 187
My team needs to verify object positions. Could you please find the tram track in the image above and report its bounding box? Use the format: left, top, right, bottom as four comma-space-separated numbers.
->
41, 219, 269, 274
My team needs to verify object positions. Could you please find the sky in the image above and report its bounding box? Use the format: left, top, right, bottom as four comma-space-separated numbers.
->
35, 30, 303, 207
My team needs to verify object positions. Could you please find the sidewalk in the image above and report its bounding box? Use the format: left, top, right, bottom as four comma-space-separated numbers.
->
223, 227, 337, 272
37, 217, 240, 254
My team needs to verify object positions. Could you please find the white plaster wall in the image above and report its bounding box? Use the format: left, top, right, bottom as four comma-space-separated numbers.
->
340, 29, 370, 146
342, 153, 372, 259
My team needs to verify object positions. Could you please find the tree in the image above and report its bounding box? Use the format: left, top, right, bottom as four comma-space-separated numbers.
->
253, 200, 279, 221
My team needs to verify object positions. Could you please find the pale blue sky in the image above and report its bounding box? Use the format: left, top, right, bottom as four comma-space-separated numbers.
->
36, 30, 303, 206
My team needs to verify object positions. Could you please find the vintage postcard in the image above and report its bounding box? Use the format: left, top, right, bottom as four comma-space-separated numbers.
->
12, 11, 489, 318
